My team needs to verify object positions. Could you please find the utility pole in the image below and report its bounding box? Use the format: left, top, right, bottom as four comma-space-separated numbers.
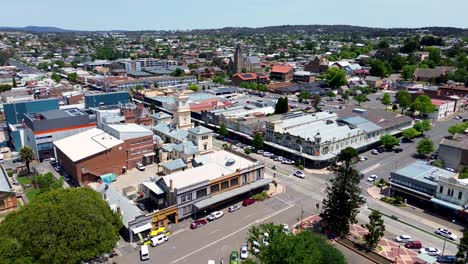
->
441, 220, 455, 258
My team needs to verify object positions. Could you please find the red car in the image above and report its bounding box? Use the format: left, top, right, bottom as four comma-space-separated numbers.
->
242, 198, 256, 206
190, 219, 207, 229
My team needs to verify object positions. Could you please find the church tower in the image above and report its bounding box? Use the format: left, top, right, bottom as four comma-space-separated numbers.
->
233, 44, 243, 74
173, 92, 193, 130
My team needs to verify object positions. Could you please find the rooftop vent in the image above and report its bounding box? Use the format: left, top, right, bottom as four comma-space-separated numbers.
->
225, 158, 236, 166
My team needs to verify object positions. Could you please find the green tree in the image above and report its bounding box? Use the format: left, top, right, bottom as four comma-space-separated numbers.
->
328, 91, 336, 97
456, 231, 468, 264
417, 139, 435, 156
426, 47, 441, 64
354, 94, 368, 105
249, 82, 258, 90
381, 93, 391, 110
12, 77, 17, 88
321, 147, 365, 237
380, 134, 399, 149
36, 172, 63, 194
370, 60, 388, 78
364, 210, 385, 249
274, 97, 289, 114
68, 72, 77, 82
252, 132, 264, 150
413, 95, 436, 117
377, 40, 389, 49
240, 82, 250, 89
188, 83, 199, 92
402, 128, 421, 140
51, 73, 61, 83
54, 60, 65, 68
0, 188, 122, 264
19, 146, 35, 174
402, 65, 417, 80
325, 67, 347, 88
171, 68, 184, 77
413, 119, 432, 135
396, 90, 412, 113
300, 90, 311, 100
247, 223, 346, 264
448, 122, 468, 135
219, 123, 228, 137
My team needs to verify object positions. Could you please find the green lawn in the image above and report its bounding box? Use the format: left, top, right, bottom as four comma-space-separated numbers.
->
26, 189, 40, 201
17, 176, 32, 186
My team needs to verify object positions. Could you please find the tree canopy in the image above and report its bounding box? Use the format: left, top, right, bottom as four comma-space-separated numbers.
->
448, 122, 468, 135
402, 128, 421, 140
354, 94, 368, 105
325, 67, 347, 88
413, 119, 432, 135
188, 83, 199, 92
19, 146, 35, 174
218, 123, 228, 137
364, 210, 385, 249
247, 223, 346, 264
456, 231, 468, 264
417, 139, 435, 156
413, 95, 436, 116
252, 132, 264, 150
0, 188, 122, 264
380, 134, 399, 149
274, 97, 289, 114
396, 90, 412, 113
381, 93, 391, 110
51, 73, 61, 83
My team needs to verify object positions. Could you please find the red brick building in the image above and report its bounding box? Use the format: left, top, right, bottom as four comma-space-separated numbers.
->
270, 65, 293, 82
231, 73, 270, 85
0, 166, 17, 211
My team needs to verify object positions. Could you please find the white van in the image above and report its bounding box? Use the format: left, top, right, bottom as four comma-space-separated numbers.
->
150, 234, 168, 247
140, 245, 150, 261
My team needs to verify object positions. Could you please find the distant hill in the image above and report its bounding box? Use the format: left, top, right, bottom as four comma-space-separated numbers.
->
0, 26, 75, 33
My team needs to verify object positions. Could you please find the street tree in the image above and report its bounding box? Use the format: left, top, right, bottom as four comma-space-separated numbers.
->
402, 128, 421, 140
274, 97, 289, 114
354, 94, 368, 105
247, 223, 346, 264
456, 231, 468, 264
188, 83, 199, 92
320, 147, 365, 237
312, 94, 321, 109
381, 93, 392, 110
19, 146, 35, 174
417, 139, 435, 157
413, 119, 432, 135
380, 134, 399, 149
0, 188, 122, 264
218, 123, 228, 137
252, 132, 264, 150
396, 90, 412, 113
325, 67, 347, 88
51, 73, 61, 83
328, 91, 336, 97
12, 77, 16, 88
448, 122, 468, 135
68, 72, 77, 82
402, 65, 417, 80
364, 210, 386, 249
300, 90, 311, 101
413, 95, 436, 117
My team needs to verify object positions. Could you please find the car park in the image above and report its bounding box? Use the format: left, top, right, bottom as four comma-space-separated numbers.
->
405, 240, 422, 249
436, 255, 456, 263
228, 205, 241, 212
240, 244, 249, 259
207, 211, 224, 221
230, 251, 239, 264
140, 245, 150, 261
242, 198, 255, 206
190, 219, 207, 229
419, 247, 441, 256
435, 228, 457, 240
136, 162, 146, 171
395, 235, 411, 243
367, 175, 378, 182
294, 170, 305, 178
150, 233, 168, 247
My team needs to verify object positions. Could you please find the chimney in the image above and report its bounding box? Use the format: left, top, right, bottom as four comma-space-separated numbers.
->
183, 144, 187, 153
169, 179, 174, 192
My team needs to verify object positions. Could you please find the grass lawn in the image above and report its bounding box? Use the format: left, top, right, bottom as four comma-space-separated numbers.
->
26, 189, 40, 201
17, 176, 33, 186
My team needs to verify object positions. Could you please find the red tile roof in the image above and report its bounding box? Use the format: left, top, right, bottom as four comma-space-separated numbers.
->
271, 65, 292, 74
232, 73, 270, 81
431, 99, 445, 106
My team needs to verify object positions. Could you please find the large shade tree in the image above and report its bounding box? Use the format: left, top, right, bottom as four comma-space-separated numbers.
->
320, 147, 365, 237
413, 95, 436, 117
0, 188, 122, 264
19, 146, 35, 174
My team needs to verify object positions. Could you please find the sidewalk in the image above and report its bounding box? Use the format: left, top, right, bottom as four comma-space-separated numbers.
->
304, 167, 330, 175
267, 181, 285, 197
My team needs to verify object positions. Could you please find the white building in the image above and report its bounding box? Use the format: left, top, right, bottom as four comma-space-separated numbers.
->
429, 99, 455, 120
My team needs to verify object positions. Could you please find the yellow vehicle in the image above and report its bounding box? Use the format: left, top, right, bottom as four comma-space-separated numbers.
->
150, 227, 166, 237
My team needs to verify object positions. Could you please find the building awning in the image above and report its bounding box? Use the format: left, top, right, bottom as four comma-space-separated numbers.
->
141, 181, 164, 195
131, 223, 152, 234
431, 197, 464, 211
389, 182, 433, 200
100, 173, 117, 183
193, 178, 272, 210
144, 152, 156, 157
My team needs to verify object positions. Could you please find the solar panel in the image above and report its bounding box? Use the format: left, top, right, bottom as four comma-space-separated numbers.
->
241, 74, 253, 78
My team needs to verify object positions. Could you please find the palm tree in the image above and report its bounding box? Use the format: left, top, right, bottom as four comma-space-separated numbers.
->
19, 146, 35, 174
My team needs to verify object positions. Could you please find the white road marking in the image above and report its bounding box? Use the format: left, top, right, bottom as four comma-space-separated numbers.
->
361, 162, 381, 174
171, 228, 189, 237
170, 204, 295, 263
273, 195, 294, 206
242, 213, 255, 220
209, 229, 220, 235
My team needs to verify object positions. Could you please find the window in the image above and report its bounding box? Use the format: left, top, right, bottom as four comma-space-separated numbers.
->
210, 184, 219, 194
204, 144, 207, 151
257, 170, 261, 180
221, 181, 229, 190
458, 191, 463, 200
180, 193, 192, 203
181, 204, 192, 215
242, 174, 247, 184
202, 135, 209, 140
230, 178, 239, 187
196, 188, 207, 199
439, 186, 443, 193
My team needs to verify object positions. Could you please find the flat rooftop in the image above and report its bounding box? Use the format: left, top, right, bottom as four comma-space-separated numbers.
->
25, 108, 87, 121
393, 160, 456, 186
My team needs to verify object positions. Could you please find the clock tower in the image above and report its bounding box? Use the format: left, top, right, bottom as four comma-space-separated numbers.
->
173, 93, 193, 130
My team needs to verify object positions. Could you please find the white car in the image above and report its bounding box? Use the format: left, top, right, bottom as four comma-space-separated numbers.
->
395, 235, 411, 243
371, 149, 379, 155
228, 205, 241, 212
367, 175, 378, 182
419, 247, 441, 256
435, 228, 458, 240
252, 241, 260, 254
263, 152, 274, 157
262, 232, 269, 246
207, 211, 224, 221
445, 167, 455, 172
136, 162, 146, 171
257, 150, 264, 154
240, 244, 249, 259
294, 170, 305, 178
282, 224, 290, 234
359, 156, 368, 161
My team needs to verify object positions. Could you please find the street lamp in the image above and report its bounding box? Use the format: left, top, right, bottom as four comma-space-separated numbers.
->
300, 206, 304, 229
441, 219, 455, 258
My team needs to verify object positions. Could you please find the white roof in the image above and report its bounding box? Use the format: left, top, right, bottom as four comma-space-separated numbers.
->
105, 124, 153, 140
54, 128, 124, 162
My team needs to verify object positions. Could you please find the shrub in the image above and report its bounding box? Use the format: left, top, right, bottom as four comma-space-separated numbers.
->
431, 159, 444, 168
244, 148, 251, 155
7, 171, 13, 177
251, 191, 269, 201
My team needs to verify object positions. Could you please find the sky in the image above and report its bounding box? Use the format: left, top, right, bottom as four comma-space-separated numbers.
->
2, 0, 467, 31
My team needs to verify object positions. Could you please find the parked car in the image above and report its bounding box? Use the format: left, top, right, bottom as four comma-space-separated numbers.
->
282, 224, 290, 234
140, 245, 150, 261
435, 228, 457, 240
230, 251, 239, 264
207, 211, 224, 221
136, 162, 146, 171
257, 150, 264, 154
367, 175, 378, 182
243, 198, 255, 206
228, 205, 241, 212
49, 158, 57, 165
240, 244, 249, 259
394, 148, 403, 153
190, 219, 207, 229
395, 235, 411, 243
419, 247, 441, 256
263, 152, 274, 157
150, 234, 168, 247
262, 233, 269, 246
294, 170, 305, 179
371, 149, 379, 155
436, 255, 457, 263
377, 146, 386, 153
137, 203, 146, 211
54, 165, 63, 172
252, 241, 260, 254
445, 168, 455, 172
359, 156, 368, 161
405, 240, 422, 249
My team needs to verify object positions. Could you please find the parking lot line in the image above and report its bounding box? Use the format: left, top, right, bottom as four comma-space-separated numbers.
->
170, 204, 295, 263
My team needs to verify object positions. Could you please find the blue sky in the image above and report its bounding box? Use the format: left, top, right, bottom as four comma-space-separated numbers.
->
2, 0, 467, 30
